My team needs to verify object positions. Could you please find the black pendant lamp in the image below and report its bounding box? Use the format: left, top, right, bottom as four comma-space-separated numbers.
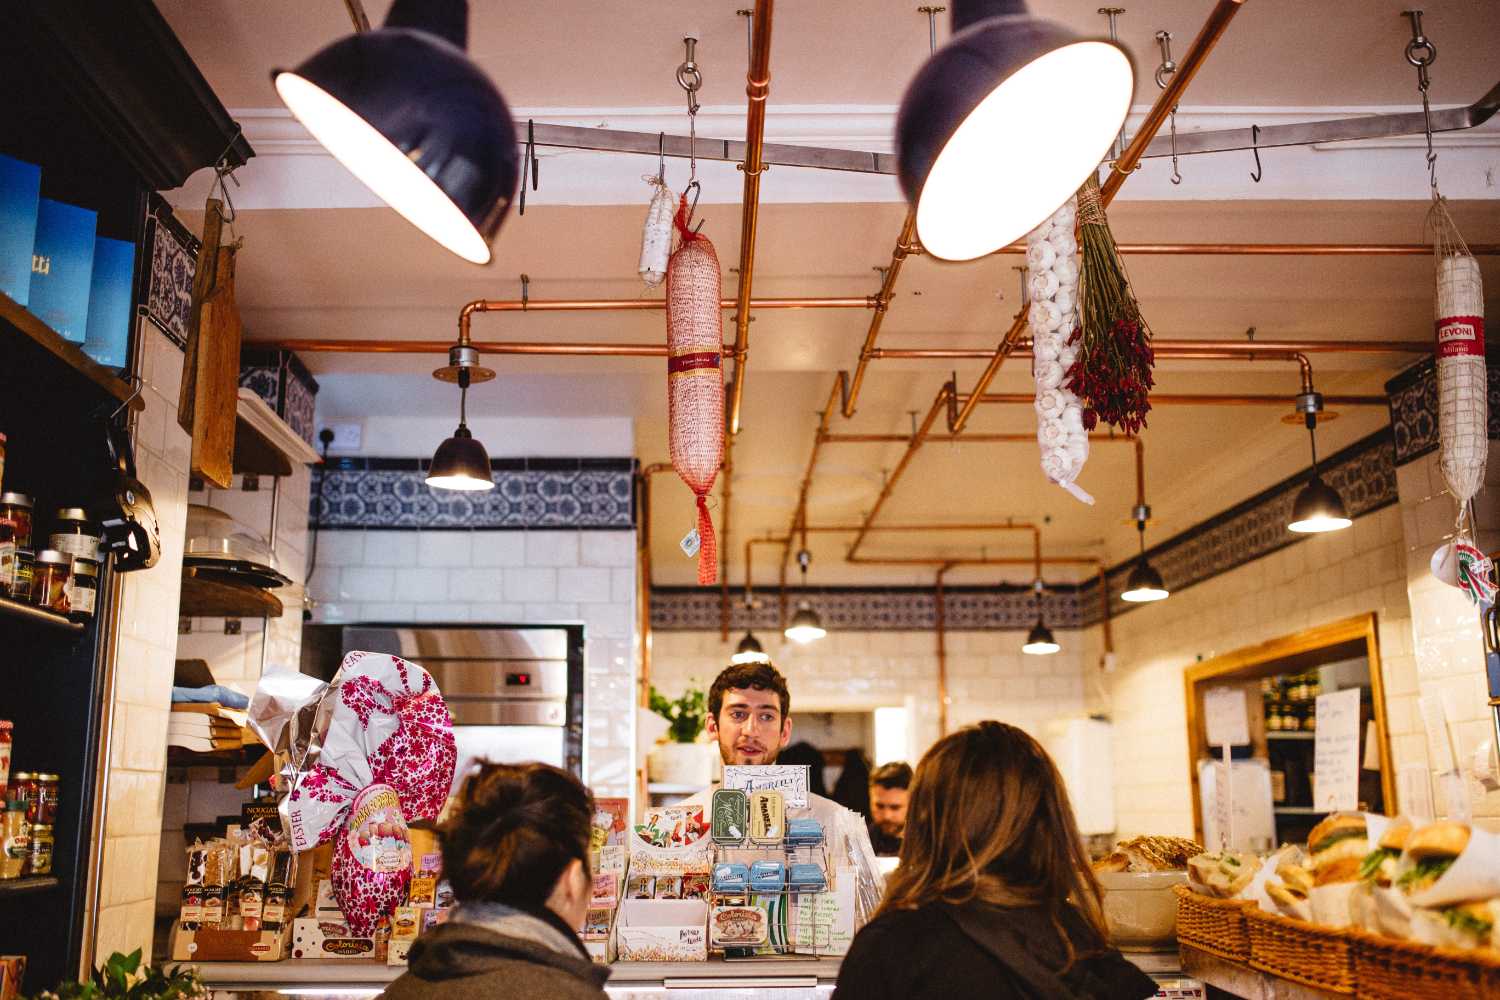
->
426, 343, 495, 492
272, 0, 519, 264
1121, 501, 1169, 603
895, 0, 1134, 262
1021, 577, 1059, 655
784, 549, 827, 644
1287, 385, 1351, 533
732, 631, 771, 665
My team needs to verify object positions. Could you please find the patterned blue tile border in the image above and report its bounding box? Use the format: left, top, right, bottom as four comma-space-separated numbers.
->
311, 457, 636, 530
1078, 427, 1399, 626
1384, 354, 1500, 466
138, 196, 198, 350
651, 585, 1083, 631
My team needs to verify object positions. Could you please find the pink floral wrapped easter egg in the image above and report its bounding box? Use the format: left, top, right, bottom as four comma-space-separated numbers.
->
285, 651, 455, 935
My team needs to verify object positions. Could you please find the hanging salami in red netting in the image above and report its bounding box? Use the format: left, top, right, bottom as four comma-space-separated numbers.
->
666, 190, 723, 585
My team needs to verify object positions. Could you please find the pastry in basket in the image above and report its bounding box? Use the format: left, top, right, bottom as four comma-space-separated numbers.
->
1094, 835, 1205, 873
1186, 851, 1257, 898
1411, 898, 1498, 951
1265, 859, 1314, 922
1308, 813, 1369, 886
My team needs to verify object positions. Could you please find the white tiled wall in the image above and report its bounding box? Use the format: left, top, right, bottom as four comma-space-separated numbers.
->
306, 528, 638, 799
1395, 446, 1500, 825
649, 629, 1092, 764
92, 323, 193, 963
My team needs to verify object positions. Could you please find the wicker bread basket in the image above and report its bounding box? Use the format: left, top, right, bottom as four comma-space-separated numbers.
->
1173, 885, 1251, 961
1244, 906, 1356, 994
1351, 927, 1500, 1000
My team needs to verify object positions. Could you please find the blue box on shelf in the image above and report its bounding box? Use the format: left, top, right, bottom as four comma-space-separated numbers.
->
29, 197, 96, 342
749, 860, 785, 891
785, 818, 824, 845
0, 153, 41, 306
84, 236, 135, 369
240, 348, 320, 446
711, 863, 749, 893
788, 863, 826, 891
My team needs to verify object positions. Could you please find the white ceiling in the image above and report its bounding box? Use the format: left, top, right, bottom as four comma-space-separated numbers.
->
156, 1, 1500, 587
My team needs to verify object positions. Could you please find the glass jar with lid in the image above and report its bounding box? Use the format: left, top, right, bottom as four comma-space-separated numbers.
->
30, 550, 70, 612
33, 774, 58, 826
0, 493, 33, 551
50, 508, 100, 562
66, 558, 99, 622
0, 518, 13, 599
0, 431, 7, 495
13, 550, 34, 602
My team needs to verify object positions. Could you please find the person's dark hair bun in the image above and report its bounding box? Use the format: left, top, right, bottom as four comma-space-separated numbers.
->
439, 762, 594, 908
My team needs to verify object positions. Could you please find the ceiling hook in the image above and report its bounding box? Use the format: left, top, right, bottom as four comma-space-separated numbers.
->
657, 131, 665, 181
520, 273, 530, 310
1250, 124, 1263, 183
519, 119, 540, 214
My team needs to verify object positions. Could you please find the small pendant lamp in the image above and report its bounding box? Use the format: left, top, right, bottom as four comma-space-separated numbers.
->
784, 549, 827, 644
426, 343, 495, 492
1287, 385, 1351, 533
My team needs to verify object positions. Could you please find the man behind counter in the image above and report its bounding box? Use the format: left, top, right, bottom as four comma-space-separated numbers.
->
866, 762, 912, 857
682, 663, 850, 835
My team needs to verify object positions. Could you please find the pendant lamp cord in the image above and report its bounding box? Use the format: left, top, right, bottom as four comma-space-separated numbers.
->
458, 367, 470, 427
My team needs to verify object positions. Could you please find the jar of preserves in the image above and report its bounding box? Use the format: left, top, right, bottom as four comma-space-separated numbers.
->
12, 550, 33, 602
0, 720, 10, 801
30, 550, 70, 612
28, 823, 52, 874
0, 520, 13, 599
0, 800, 26, 880
34, 774, 58, 826
49, 508, 100, 562
10, 772, 33, 823
0, 431, 7, 495
0, 493, 33, 551
66, 558, 98, 622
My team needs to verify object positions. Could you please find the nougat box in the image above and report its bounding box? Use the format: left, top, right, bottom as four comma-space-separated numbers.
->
170, 923, 291, 962
615, 899, 707, 962
291, 918, 386, 961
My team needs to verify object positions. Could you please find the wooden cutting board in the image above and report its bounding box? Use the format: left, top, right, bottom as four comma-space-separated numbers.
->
177, 200, 222, 435
189, 243, 241, 488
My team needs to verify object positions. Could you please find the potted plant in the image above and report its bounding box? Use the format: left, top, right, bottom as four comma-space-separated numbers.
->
645, 684, 717, 787
30, 949, 207, 1000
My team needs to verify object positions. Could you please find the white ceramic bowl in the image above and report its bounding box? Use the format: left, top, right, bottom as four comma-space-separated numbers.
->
1096, 869, 1187, 950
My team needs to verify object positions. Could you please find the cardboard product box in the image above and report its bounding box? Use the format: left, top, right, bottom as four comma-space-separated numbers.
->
171, 922, 291, 962
391, 905, 422, 941
291, 917, 386, 961
615, 899, 708, 962
582, 905, 615, 942
387, 939, 414, 968
28, 197, 96, 342
0, 154, 40, 306
583, 937, 613, 965
590, 872, 619, 907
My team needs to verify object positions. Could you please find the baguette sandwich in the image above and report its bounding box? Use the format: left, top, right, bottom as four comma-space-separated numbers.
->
1397, 821, 1467, 896
1307, 813, 1369, 887
1358, 820, 1411, 888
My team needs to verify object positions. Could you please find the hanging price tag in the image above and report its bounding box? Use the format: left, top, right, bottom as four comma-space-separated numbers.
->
680, 526, 701, 558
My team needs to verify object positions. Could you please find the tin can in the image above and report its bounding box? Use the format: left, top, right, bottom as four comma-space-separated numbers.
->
34, 774, 58, 826
711, 788, 749, 845
28, 823, 52, 874
749, 790, 785, 844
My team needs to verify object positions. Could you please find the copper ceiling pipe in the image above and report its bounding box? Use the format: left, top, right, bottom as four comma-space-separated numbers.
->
727, 0, 775, 438
263, 339, 734, 356
936, 562, 954, 737
636, 462, 674, 708
778, 378, 845, 623
842, 211, 919, 419
720, 441, 735, 642
934, 241, 1500, 257
1103, 0, 1248, 200
847, 553, 1103, 569
948, 0, 1247, 437
846, 381, 956, 560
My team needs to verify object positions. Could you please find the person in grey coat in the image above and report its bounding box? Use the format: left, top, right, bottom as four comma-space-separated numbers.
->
382, 762, 608, 1000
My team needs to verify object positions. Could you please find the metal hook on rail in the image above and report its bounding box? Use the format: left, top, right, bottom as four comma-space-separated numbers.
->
519, 119, 540, 214
1250, 124, 1263, 183
682, 179, 704, 234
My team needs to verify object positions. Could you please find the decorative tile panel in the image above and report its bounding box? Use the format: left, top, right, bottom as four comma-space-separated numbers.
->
651, 585, 1083, 631
311, 457, 636, 530
1079, 428, 1399, 626
240, 348, 320, 446
138, 197, 198, 350
1385, 354, 1500, 466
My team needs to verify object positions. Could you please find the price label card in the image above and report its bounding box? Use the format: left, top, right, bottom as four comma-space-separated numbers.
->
1314, 688, 1362, 811
679, 527, 701, 558
1204, 686, 1249, 748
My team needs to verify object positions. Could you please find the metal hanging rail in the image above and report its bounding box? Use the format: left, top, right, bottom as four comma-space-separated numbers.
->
956, 241, 1500, 257
727, 0, 775, 438
873, 336, 1421, 360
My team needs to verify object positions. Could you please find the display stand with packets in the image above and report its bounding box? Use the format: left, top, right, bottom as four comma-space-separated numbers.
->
707, 787, 835, 957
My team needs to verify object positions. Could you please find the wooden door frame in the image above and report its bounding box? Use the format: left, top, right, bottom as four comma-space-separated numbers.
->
1183, 612, 1396, 845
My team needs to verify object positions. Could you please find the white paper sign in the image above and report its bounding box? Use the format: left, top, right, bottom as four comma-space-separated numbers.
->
1398, 761, 1435, 822
723, 764, 810, 808
1314, 688, 1363, 811
1419, 694, 1458, 772
1197, 758, 1276, 853
1203, 686, 1250, 748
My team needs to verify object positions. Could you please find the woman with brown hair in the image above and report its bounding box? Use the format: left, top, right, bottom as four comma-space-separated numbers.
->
383, 762, 608, 1000
833, 721, 1156, 1000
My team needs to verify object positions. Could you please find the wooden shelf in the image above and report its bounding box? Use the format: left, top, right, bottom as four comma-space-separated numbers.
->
167, 744, 264, 768
178, 572, 283, 619
1274, 806, 1328, 815
1267, 731, 1316, 740
0, 594, 85, 633
0, 291, 142, 410
0, 875, 60, 896
234, 390, 322, 477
